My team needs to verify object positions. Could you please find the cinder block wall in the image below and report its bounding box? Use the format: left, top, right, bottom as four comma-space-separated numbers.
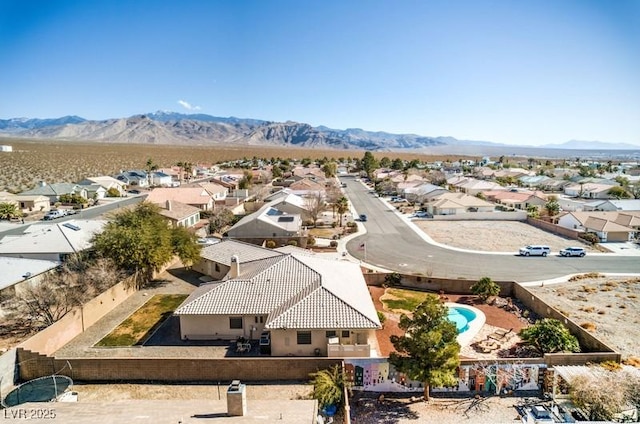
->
16, 351, 341, 383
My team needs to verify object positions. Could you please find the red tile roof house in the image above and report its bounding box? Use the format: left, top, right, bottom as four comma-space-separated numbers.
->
146, 187, 214, 211
482, 190, 547, 211
176, 239, 381, 357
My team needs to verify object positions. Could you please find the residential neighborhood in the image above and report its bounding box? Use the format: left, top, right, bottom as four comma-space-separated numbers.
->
0, 152, 639, 423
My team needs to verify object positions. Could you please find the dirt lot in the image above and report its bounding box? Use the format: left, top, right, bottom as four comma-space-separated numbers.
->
529, 275, 640, 359
412, 220, 594, 253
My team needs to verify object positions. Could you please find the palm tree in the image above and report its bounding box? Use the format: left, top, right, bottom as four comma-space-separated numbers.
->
0, 202, 21, 220
310, 365, 347, 408
336, 196, 349, 227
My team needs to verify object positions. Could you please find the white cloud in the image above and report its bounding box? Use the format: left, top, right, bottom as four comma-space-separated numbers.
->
177, 100, 201, 111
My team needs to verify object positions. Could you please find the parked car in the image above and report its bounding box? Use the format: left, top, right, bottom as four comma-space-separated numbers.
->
412, 211, 432, 218
359, 214, 368, 222
43, 209, 67, 220
519, 245, 550, 257
559, 247, 586, 257
197, 238, 220, 246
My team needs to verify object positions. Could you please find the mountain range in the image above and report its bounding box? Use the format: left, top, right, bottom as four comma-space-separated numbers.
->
0, 112, 638, 152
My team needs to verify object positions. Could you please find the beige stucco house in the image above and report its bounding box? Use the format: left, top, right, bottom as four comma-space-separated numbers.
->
176, 240, 381, 357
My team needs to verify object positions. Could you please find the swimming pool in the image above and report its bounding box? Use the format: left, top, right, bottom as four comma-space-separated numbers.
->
447, 306, 477, 333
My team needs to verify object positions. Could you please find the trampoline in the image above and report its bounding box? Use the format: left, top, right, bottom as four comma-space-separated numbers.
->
2, 375, 73, 408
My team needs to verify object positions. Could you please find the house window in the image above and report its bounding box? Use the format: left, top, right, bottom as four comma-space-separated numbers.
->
297, 331, 312, 345
259, 317, 264, 323
215, 263, 220, 272
229, 317, 243, 329
341, 330, 350, 338
325, 331, 336, 338
255, 317, 258, 323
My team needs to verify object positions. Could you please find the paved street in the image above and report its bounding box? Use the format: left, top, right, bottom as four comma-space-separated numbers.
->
341, 176, 640, 281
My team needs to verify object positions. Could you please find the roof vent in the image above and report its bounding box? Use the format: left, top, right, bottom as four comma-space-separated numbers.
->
22, 272, 32, 279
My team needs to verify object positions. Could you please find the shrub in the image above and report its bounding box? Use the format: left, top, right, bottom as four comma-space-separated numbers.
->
106, 187, 121, 197
303, 220, 315, 227
329, 240, 338, 248
579, 232, 600, 244
287, 239, 298, 247
307, 235, 316, 246
331, 221, 337, 228
470, 277, 500, 303
377, 311, 386, 325
384, 272, 402, 287
346, 221, 356, 227
265, 240, 276, 249
580, 322, 597, 331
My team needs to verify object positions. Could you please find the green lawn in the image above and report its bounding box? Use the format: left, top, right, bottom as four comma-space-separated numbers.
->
96, 294, 188, 347
381, 288, 432, 313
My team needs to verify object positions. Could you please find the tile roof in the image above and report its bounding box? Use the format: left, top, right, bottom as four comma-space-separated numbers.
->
146, 187, 212, 206
176, 248, 380, 330
157, 201, 201, 221
199, 239, 282, 266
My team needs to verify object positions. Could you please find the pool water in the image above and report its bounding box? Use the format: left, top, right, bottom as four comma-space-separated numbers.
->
447, 307, 477, 333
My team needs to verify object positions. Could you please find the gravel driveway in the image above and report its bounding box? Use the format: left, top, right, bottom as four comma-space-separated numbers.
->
412, 220, 593, 253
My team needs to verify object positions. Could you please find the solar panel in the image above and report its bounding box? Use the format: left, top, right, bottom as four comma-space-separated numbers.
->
277, 216, 294, 222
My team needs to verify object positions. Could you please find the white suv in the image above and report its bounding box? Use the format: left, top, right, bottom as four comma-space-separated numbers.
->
519, 245, 550, 257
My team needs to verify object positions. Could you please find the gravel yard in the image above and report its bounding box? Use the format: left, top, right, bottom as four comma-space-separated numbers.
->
529, 275, 640, 359
412, 220, 593, 253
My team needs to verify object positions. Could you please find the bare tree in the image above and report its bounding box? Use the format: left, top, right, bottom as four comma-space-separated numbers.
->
304, 192, 325, 227
10, 256, 124, 327
570, 373, 628, 421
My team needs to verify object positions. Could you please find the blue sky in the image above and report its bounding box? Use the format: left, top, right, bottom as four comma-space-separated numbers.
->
0, 0, 638, 146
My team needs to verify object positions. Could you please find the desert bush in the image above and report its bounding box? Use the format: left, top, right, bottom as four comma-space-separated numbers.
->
307, 235, 316, 246
578, 232, 600, 244
580, 322, 597, 331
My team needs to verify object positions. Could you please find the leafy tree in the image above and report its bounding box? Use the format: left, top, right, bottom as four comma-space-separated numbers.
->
0, 202, 21, 220
389, 295, 461, 400
544, 197, 560, 216
171, 226, 201, 268
310, 364, 347, 408
92, 202, 201, 287
238, 170, 253, 190
526, 204, 539, 218
391, 158, 404, 170
321, 161, 337, 178
608, 185, 631, 199
271, 164, 283, 179
379, 157, 391, 168
106, 187, 121, 197
470, 276, 500, 303
59, 193, 88, 204
519, 318, 580, 354
361, 151, 378, 178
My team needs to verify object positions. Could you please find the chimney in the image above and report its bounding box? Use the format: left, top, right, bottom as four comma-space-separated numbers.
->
227, 380, 246, 416
166, 200, 171, 211
229, 255, 240, 278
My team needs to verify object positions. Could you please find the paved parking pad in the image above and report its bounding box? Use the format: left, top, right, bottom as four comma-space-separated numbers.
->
9, 400, 317, 424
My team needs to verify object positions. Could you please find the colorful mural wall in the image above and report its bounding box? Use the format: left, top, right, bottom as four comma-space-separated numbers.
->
344, 358, 544, 394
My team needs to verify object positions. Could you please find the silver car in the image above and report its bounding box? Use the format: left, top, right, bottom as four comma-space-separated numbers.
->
559, 247, 586, 257
519, 245, 550, 256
